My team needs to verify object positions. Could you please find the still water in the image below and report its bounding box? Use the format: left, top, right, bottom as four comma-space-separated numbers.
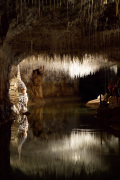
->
9, 102, 120, 179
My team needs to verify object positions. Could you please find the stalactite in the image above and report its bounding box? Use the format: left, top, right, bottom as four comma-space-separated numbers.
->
50, 0, 52, 10
34, 0, 37, 6
73, 1, 74, 9
0, 14, 1, 28
21, 0, 22, 16
17, 15, 19, 26
67, 0, 68, 18
102, 0, 107, 4
56, 0, 58, 8
16, 0, 18, 12
30, 40, 33, 54
39, 0, 40, 16
94, 19, 97, 31
91, 1, 93, 23
42, 0, 44, 8
92, 0, 93, 5
54, 0, 55, 11
0, 77, 2, 100
116, 0, 119, 16
24, 0, 26, 8
60, 0, 61, 7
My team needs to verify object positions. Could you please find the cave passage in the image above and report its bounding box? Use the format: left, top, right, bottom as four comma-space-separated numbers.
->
1, 1, 120, 179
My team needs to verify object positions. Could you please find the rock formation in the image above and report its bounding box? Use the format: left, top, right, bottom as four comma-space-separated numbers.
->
0, 0, 120, 122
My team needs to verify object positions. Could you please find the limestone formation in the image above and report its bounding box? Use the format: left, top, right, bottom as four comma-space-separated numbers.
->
0, 1, 120, 122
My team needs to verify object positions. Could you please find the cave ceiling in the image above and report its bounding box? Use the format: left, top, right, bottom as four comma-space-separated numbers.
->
0, 0, 120, 64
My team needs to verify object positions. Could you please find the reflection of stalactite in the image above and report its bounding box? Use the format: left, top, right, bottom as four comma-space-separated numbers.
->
17, 115, 28, 161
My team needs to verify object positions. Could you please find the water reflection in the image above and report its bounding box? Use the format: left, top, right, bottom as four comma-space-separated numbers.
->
10, 103, 120, 179
0, 124, 11, 180
10, 65, 29, 162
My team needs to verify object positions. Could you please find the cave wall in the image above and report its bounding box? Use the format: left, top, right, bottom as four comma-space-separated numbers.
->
21, 69, 79, 100
0, 0, 120, 121
0, 48, 12, 122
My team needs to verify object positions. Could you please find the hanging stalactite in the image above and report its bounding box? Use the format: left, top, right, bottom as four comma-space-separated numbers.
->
0, 14, 1, 31
39, 0, 40, 16
60, 0, 61, 7
116, 0, 119, 16
20, 0, 22, 17
31, 40, 33, 53
54, 0, 55, 11
24, 0, 26, 8
67, 0, 69, 18
50, 0, 51, 10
